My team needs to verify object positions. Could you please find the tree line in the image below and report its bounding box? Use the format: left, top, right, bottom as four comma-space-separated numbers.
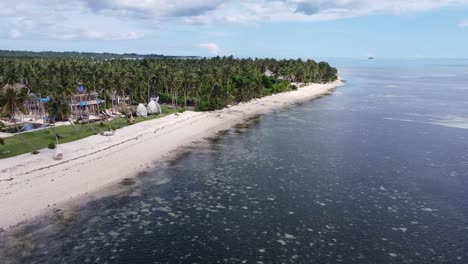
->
0, 56, 338, 113
0, 50, 198, 59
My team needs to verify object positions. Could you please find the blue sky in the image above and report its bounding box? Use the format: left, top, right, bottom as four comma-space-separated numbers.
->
1, 0, 468, 58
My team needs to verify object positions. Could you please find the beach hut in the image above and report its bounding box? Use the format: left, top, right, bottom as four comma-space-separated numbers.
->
136, 103, 148, 117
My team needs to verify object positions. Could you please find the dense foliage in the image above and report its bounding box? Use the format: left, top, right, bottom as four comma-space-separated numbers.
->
0, 87, 27, 118
0, 56, 338, 111
0, 50, 198, 60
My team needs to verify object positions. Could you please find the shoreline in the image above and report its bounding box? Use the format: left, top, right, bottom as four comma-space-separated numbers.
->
0, 80, 343, 230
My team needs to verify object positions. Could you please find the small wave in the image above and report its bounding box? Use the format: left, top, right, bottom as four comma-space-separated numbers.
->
426, 115, 468, 129
383, 117, 417, 123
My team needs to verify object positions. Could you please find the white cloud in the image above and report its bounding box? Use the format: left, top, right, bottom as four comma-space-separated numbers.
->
199, 43, 222, 55
81, 30, 144, 40
8, 29, 22, 39
0, 0, 145, 41
2, 0, 468, 41
460, 18, 468, 27
53, 29, 144, 41
74, 0, 468, 25
81, 0, 225, 19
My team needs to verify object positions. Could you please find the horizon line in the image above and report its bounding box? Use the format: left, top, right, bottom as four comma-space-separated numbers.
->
1, 49, 468, 61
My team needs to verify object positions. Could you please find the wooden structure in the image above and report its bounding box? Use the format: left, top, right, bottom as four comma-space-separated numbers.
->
111, 91, 130, 107
67, 91, 103, 119
24, 93, 46, 121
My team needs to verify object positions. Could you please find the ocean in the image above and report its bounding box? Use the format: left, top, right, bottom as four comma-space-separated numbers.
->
1, 59, 468, 263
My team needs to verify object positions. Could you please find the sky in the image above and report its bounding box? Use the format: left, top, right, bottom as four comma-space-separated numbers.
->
1, 0, 468, 59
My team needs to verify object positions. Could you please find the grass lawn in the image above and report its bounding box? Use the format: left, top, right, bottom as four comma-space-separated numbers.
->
0, 106, 179, 159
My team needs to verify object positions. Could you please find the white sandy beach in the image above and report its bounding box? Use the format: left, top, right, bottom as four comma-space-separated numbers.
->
0, 80, 342, 230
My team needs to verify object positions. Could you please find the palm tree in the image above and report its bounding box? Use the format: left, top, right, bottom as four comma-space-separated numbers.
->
99, 69, 114, 110
0, 87, 39, 154
47, 97, 71, 122
0, 88, 27, 122
1, 56, 338, 114
3, 60, 21, 87
207, 67, 222, 109
86, 63, 103, 93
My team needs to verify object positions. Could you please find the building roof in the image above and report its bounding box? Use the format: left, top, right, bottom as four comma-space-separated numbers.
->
264, 69, 274, 77
2, 83, 26, 90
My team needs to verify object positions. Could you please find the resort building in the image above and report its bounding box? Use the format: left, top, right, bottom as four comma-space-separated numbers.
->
24, 93, 47, 121
67, 86, 103, 119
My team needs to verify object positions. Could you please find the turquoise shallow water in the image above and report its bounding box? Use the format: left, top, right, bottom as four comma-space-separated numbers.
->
1, 59, 468, 263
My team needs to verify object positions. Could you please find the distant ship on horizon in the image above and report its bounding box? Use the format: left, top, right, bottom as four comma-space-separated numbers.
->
368, 57, 374, 60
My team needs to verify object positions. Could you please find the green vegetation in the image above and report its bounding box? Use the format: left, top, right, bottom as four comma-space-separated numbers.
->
0, 53, 338, 159
0, 86, 40, 154
0, 50, 198, 60
0, 55, 337, 111
47, 98, 71, 121
0, 106, 176, 159
0, 87, 27, 119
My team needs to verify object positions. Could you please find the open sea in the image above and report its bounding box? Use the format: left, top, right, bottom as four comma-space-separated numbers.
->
1, 59, 468, 263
